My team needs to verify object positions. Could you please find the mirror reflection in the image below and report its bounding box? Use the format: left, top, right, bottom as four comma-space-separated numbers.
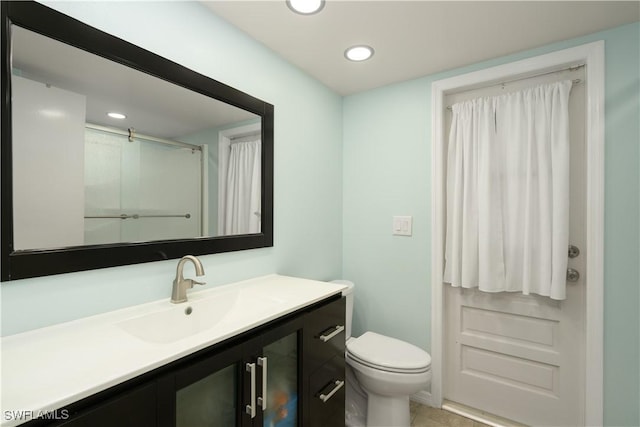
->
11, 25, 262, 251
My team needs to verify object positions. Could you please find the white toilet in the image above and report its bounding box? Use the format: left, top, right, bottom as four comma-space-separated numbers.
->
333, 280, 432, 427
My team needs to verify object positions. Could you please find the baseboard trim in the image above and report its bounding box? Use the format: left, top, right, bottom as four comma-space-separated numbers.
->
441, 400, 526, 427
410, 390, 432, 407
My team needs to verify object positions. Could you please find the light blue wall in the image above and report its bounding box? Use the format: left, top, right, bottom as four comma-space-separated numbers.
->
0, 1, 343, 335
2, 3, 638, 425
343, 22, 639, 426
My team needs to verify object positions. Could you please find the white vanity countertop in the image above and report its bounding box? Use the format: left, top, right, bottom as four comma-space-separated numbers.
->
0, 274, 346, 426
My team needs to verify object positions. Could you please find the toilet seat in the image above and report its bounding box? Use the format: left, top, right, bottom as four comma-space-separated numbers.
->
346, 352, 430, 374
346, 331, 431, 374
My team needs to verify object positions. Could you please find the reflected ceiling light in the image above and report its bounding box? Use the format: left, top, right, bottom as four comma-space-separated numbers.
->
286, 0, 325, 15
39, 109, 65, 118
344, 45, 374, 62
107, 112, 126, 119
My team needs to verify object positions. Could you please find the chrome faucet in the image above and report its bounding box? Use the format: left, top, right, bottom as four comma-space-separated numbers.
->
171, 255, 206, 303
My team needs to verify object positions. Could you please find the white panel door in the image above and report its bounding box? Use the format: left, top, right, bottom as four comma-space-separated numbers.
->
443, 69, 586, 426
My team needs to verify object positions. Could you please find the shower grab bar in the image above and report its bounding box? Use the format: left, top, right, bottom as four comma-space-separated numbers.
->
85, 213, 191, 220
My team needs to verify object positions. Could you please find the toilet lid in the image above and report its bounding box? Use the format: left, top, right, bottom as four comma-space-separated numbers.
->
346, 331, 431, 373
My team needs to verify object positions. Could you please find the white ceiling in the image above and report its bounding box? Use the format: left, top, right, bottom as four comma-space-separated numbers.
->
12, 26, 257, 139
203, 1, 640, 95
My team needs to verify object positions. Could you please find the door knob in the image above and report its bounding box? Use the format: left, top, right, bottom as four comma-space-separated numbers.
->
566, 268, 580, 282
568, 245, 580, 258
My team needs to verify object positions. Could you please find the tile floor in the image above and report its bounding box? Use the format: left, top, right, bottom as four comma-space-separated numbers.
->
410, 401, 491, 427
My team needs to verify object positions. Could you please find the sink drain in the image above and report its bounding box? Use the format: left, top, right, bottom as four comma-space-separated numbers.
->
184, 306, 193, 315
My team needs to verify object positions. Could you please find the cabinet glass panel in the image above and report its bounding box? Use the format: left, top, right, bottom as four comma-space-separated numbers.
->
263, 332, 298, 427
176, 364, 236, 427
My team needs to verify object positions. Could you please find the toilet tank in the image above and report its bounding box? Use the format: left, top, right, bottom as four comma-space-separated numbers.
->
330, 280, 354, 340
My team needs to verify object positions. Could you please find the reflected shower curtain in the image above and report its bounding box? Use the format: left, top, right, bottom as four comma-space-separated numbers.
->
443, 80, 572, 300
223, 139, 261, 235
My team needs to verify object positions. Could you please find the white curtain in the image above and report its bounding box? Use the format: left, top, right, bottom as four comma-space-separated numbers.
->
223, 139, 261, 235
443, 80, 573, 300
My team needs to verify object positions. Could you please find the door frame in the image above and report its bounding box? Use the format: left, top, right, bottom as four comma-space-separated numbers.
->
430, 41, 605, 425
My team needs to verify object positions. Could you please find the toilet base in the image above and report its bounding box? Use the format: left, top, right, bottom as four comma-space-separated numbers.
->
345, 366, 367, 427
366, 392, 410, 427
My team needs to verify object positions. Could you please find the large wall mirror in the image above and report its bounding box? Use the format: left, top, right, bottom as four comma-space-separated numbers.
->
1, 2, 274, 280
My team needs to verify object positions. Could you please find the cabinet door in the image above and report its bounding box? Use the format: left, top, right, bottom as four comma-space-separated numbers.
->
160, 344, 244, 427
56, 382, 156, 427
244, 318, 303, 427
262, 331, 299, 427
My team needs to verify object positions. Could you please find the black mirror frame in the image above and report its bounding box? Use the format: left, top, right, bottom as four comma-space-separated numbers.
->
0, 1, 274, 281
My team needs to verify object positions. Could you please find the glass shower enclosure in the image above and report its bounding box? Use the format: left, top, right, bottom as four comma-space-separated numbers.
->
84, 125, 204, 245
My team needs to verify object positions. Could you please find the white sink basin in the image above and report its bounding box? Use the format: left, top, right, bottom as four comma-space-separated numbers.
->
117, 289, 283, 344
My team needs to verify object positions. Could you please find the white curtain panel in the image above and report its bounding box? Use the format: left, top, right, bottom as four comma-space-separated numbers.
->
223, 140, 261, 235
444, 80, 573, 300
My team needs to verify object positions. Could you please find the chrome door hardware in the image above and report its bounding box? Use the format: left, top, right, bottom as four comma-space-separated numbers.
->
257, 357, 268, 411
318, 380, 345, 403
245, 363, 256, 418
566, 268, 580, 282
319, 325, 345, 342
568, 245, 580, 258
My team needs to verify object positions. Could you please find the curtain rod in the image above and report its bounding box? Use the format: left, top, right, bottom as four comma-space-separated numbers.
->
446, 64, 585, 111
230, 131, 261, 142
85, 123, 202, 151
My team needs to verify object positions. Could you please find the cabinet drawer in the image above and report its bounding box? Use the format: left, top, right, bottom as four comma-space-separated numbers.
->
309, 355, 345, 427
305, 297, 346, 372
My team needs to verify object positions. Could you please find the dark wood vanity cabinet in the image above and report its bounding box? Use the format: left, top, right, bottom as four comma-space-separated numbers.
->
29, 295, 345, 427
159, 316, 303, 427
56, 382, 157, 427
304, 297, 347, 427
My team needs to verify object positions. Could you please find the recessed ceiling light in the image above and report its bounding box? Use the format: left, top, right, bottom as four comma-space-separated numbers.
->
107, 112, 126, 119
344, 45, 374, 62
286, 0, 325, 15
39, 109, 65, 118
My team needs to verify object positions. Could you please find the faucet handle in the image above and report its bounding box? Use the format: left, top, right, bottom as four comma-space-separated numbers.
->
189, 279, 206, 287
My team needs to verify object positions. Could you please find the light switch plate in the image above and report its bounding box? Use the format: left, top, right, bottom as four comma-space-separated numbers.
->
392, 216, 412, 236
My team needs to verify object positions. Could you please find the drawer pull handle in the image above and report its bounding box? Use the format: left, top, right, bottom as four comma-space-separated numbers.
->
318, 379, 345, 403
257, 356, 267, 411
319, 325, 345, 342
245, 362, 256, 418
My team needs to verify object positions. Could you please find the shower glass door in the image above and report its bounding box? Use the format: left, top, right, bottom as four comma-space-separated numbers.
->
84, 127, 202, 245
